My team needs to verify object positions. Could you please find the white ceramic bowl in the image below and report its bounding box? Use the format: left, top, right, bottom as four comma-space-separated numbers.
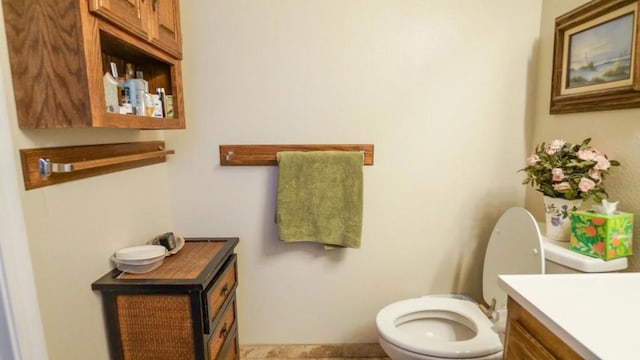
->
112, 256, 164, 274
112, 244, 167, 274
115, 245, 166, 261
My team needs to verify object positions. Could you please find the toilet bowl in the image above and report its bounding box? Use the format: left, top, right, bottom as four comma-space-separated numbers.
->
377, 296, 503, 360
376, 207, 628, 360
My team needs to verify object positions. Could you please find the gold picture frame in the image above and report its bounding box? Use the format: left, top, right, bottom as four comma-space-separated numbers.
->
550, 0, 640, 113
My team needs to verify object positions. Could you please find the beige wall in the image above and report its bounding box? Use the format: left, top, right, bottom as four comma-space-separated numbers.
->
0, 6, 174, 360
527, 0, 640, 271
167, 0, 542, 344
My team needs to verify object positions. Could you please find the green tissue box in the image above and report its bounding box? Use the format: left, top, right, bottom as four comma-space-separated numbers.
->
570, 211, 633, 260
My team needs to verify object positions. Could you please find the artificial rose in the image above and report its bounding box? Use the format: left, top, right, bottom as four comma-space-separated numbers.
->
545, 139, 566, 155
588, 168, 602, 182
551, 168, 565, 181
577, 149, 597, 161
526, 154, 540, 166
595, 156, 611, 170
578, 177, 596, 192
552, 182, 571, 191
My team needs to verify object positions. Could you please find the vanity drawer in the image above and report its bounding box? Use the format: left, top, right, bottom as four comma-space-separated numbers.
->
207, 298, 237, 359
204, 255, 237, 333
218, 333, 238, 360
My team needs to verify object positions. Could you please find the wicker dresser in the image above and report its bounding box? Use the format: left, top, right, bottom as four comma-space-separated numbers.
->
92, 238, 239, 360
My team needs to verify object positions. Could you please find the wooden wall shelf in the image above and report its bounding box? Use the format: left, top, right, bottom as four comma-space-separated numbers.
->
219, 144, 374, 166
20, 141, 174, 190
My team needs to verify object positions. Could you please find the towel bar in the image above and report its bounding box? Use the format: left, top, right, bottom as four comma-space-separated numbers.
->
20, 141, 175, 190
219, 144, 374, 166
38, 150, 175, 178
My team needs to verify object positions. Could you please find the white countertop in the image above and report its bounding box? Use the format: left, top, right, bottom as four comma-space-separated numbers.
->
498, 273, 640, 360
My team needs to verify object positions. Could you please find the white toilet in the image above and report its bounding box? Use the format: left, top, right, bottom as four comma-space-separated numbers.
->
376, 207, 627, 360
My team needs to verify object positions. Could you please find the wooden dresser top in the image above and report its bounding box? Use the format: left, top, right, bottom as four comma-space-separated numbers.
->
92, 238, 238, 290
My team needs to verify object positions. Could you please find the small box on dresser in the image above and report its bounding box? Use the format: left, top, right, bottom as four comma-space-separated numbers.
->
92, 238, 239, 360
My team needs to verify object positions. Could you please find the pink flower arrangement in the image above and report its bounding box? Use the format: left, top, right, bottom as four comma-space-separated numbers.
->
520, 138, 620, 201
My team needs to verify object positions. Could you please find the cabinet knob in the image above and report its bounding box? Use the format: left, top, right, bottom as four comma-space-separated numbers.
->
220, 283, 229, 297
219, 323, 228, 338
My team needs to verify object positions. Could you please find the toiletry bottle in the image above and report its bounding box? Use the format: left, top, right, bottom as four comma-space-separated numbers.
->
121, 87, 133, 114
103, 72, 119, 113
133, 71, 149, 116
164, 95, 174, 119
123, 63, 138, 114
124, 63, 134, 80
156, 88, 166, 117
151, 94, 163, 118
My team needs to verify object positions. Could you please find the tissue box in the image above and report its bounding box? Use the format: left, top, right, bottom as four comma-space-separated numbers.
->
570, 211, 633, 260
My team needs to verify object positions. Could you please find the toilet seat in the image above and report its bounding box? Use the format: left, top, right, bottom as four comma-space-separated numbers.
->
376, 296, 502, 359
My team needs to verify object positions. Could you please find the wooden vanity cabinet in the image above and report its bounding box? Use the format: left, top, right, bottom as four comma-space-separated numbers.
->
503, 297, 581, 360
1, 0, 185, 129
92, 238, 240, 360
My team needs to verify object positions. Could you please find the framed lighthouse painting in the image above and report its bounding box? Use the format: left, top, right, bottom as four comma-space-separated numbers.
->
550, 0, 640, 113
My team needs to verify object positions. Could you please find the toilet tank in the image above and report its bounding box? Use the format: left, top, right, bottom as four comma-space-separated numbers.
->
540, 223, 628, 273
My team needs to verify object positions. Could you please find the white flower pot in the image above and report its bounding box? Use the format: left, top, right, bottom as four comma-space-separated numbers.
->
543, 196, 582, 242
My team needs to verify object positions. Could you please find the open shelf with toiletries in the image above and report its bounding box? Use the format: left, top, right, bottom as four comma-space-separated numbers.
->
1, 0, 185, 129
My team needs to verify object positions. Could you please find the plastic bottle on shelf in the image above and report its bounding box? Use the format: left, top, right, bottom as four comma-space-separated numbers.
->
133, 71, 149, 116
120, 87, 133, 114
103, 72, 119, 113
156, 88, 166, 118
123, 63, 138, 115
151, 94, 163, 118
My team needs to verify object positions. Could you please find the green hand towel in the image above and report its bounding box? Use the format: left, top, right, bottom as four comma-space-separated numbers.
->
276, 151, 363, 249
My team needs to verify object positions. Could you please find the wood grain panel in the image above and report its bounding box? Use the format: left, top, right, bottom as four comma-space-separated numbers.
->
505, 320, 555, 360
504, 297, 582, 360
219, 144, 375, 166
2, 0, 92, 128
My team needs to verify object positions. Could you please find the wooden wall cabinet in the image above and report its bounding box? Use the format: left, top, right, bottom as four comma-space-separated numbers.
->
503, 297, 581, 360
1, 0, 185, 129
92, 238, 240, 360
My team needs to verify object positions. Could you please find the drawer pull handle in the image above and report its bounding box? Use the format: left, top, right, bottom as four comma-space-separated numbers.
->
220, 284, 229, 297
219, 323, 228, 338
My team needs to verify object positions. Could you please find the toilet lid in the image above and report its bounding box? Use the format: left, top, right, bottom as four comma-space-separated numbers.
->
483, 207, 544, 309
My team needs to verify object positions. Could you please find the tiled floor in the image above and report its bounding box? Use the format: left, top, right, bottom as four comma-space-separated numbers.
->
239, 344, 390, 360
